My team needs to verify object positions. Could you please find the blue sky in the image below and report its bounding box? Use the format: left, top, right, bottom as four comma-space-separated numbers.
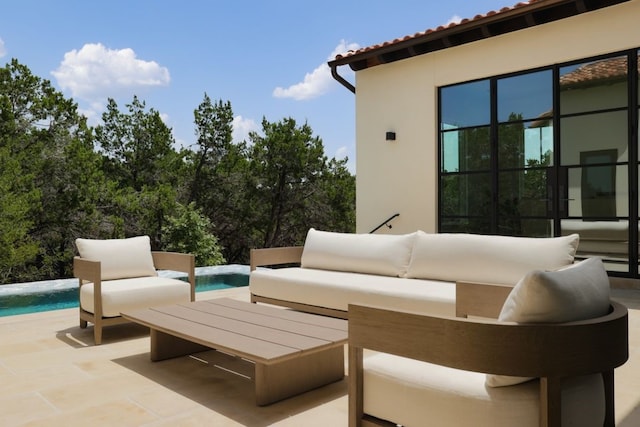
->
0, 0, 513, 172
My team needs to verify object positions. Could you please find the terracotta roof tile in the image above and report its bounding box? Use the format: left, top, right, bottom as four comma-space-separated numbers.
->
334, 0, 539, 61
560, 56, 631, 89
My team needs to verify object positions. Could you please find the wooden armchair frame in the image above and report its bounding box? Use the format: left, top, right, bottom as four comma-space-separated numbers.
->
348, 282, 629, 427
74, 251, 195, 344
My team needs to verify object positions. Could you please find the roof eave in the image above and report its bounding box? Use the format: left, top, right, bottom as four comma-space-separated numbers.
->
328, 0, 630, 73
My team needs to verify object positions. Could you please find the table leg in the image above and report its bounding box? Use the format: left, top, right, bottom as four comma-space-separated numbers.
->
254, 346, 344, 406
150, 329, 211, 361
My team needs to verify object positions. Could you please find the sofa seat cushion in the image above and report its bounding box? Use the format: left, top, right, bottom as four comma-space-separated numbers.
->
300, 228, 416, 277
363, 352, 604, 427
80, 277, 191, 317
405, 232, 579, 285
250, 267, 456, 316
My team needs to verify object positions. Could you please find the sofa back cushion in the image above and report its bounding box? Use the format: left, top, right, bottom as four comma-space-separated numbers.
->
301, 228, 416, 277
405, 232, 579, 285
486, 257, 611, 387
76, 236, 157, 281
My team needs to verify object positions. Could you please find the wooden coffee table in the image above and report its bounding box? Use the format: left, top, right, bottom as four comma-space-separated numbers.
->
121, 298, 348, 405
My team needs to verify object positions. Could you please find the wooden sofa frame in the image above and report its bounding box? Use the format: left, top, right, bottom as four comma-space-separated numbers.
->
348, 282, 629, 427
74, 251, 195, 345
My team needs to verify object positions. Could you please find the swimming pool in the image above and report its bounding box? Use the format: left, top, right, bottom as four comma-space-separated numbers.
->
0, 264, 249, 317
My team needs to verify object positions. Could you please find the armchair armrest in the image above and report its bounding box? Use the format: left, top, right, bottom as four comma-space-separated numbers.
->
250, 246, 304, 271
73, 256, 104, 319
152, 251, 195, 301
73, 256, 101, 285
456, 281, 514, 319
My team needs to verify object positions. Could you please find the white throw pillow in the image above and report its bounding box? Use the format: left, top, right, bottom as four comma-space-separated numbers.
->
486, 257, 610, 387
405, 232, 579, 285
300, 228, 416, 277
76, 235, 157, 281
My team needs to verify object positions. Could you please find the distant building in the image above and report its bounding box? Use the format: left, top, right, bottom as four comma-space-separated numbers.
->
329, 0, 640, 279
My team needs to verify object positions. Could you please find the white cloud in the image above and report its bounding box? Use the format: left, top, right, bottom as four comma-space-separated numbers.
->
273, 40, 360, 101
232, 115, 259, 143
336, 146, 349, 159
51, 43, 170, 102
446, 15, 462, 26
0, 38, 6, 57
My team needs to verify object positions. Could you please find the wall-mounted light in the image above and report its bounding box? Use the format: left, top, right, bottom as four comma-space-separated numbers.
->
385, 131, 396, 141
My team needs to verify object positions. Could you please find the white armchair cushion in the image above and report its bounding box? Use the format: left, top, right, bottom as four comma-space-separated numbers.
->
405, 232, 579, 285
364, 353, 604, 427
487, 257, 611, 387
300, 228, 416, 277
76, 236, 157, 281
80, 276, 191, 317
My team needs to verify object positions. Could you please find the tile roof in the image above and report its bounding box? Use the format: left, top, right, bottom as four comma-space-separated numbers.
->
329, 0, 630, 76
333, 0, 546, 62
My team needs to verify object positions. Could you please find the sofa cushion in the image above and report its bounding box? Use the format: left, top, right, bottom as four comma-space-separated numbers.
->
364, 352, 604, 427
76, 236, 157, 281
300, 228, 416, 277
80, 276, 191, 317
486, 257, 611, 387
250, 267, 457, 317
405, 232, 579, 285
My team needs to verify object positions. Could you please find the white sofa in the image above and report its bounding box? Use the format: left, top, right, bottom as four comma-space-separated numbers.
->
250, 229, 581, 319
251, 229, 629, 426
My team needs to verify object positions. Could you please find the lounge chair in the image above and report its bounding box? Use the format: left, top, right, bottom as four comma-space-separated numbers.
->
348, 257, 629, 427
73, 236, 195, 344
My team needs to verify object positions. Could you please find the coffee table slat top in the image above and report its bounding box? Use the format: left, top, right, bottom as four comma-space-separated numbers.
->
122, 298, 347, 365
155, 304, 333, 350
182, 301, 347, 342
207, 298, 347, 331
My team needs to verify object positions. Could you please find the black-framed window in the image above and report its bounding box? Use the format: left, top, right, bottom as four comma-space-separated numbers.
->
438, 49, 639, 276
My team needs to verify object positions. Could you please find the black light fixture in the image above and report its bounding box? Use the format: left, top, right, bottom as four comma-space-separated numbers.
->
385, 131, 396, 141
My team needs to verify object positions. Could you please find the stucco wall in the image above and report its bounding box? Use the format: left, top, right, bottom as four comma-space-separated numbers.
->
354, 0, 640, 234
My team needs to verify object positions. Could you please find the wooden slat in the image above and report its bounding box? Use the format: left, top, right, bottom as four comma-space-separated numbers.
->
122, 309, 295, 363
208, 298, 347, 331
152, 304, 331, 351
185, 300, 347, 341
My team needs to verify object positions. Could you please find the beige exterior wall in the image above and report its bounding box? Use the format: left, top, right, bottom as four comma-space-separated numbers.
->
354, 0, 640, 234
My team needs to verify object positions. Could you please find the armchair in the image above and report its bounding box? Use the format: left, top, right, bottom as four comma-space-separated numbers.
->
348, 257, 629, 427
73, 236, 195, 345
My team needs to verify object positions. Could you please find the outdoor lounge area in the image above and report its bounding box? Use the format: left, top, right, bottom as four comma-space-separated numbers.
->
0, 285, 639, 426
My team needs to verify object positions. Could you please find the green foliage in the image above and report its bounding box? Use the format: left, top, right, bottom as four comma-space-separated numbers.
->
0, 62, 356, 284
162, 203, 225, 266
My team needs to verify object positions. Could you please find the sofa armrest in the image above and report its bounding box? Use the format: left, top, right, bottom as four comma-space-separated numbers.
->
250, 246, 304, 271
455, 281, 514, 319
152, 251, 196, 301
348, 302, 628, 427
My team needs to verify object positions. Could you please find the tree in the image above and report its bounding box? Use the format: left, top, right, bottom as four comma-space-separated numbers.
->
94, 96, 183, 246
247, 117, 328, 248
0, 59, 100, 281
162, 202, 225, 266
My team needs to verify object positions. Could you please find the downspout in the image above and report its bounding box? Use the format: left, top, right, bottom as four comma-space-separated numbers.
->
330, 63, 356, 94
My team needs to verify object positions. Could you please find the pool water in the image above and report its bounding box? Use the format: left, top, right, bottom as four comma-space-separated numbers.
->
0, 266, 249, 317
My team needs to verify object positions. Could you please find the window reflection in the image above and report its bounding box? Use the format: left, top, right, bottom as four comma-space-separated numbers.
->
560, 56, 628, 115
497, 70, 552, 122
441, 126, 491, 172
498, 121, 553, 169
440, 80, 490, 129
